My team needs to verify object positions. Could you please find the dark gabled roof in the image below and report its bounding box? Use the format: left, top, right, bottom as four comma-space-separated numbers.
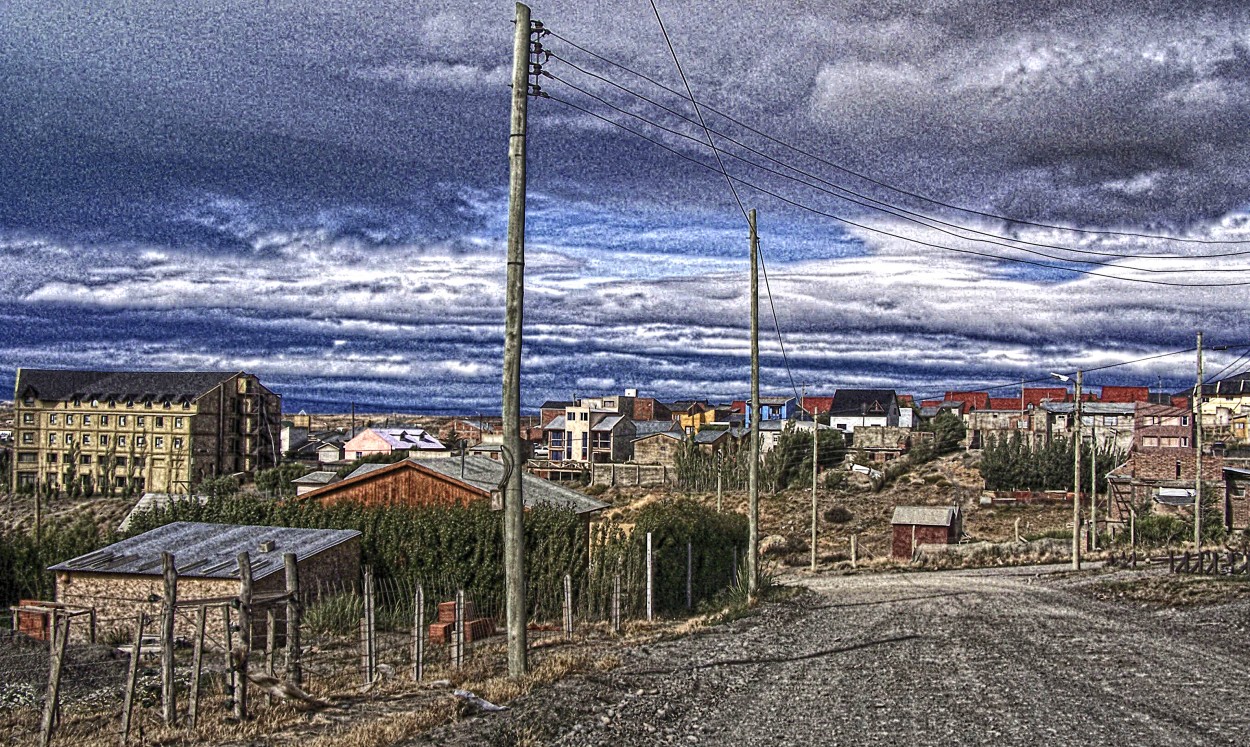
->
694, 428, 729, 444
830, 389, 897, 416
50, 522, 360, 580
1205, 373, 1250, 397
408, 456, 608, 515
632, 420, 681, 436
16, 369, 245, 403
539, 400, 573, 410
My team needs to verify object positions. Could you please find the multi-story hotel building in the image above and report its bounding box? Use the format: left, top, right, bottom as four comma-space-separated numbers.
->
10, 369, 281, 495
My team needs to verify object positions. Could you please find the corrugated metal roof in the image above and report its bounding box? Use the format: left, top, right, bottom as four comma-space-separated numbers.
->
544, 415, 567, 430
409, 456, 608, 515
694, 429, 728, 444
292, 471, 339, 485
1041, 402, 1137, 415
891, 506, 960, 527
633, 431, 682, 443
50, 522, 360, 580
345, 462, 394, 480
117, 493, 209, 533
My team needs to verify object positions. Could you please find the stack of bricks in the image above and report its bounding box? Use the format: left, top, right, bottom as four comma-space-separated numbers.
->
428, 600, 496, 643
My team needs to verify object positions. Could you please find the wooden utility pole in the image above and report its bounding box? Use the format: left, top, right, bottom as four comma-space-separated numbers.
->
747, 208, 760, 594
810, 407, 818, 572
1090, 438, 1098, 551
1195, 330, 1204, 550
160, 552, 177, 726
236, 551, 253, 721
501, 1, 533, 678
1072, 370, 1082, 571
283, 553, 301, 686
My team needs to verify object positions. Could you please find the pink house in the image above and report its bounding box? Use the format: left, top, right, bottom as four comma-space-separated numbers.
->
342, 427, 447, 459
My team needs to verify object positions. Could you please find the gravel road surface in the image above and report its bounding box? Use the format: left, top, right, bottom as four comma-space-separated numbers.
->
417, 564, 1250, 746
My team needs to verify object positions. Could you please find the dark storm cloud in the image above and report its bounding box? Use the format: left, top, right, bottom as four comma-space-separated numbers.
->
4, 1, 1250, 409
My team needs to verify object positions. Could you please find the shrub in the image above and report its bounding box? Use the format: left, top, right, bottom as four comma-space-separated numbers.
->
823, 506, 853, 524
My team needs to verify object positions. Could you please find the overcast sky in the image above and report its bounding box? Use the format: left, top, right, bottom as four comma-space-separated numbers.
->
3, 1, 1250, 412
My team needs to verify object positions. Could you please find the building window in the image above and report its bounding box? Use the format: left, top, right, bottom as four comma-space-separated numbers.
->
23, 413, 34, 424
118, 435, 126, 447
155, 437, 164, 448
163, 400, 171, 409
72, 399, 80, 407
21, 432, 33, 444
48, 433, 57, 445
66, 414, 74, 425
100, 435, 109, 447
47, 473, 57, 485
155, 417, 164, 428
144, 400, 153, 409
100, 415, 109, 426
173, 437, 184, 449
64, 433, 74, 443
126, 400, 134, 408
119, 415, 127, 427
174, 417, 184, 429
48, 414, 58, 425
80, 454, 91, 465
46, 453, 57, 463
83, 414, 91, 426
116, 457, 127, 467
91, 399, 99, 408
82, 435, 91, 446
1181, 416, 1190, 426
136, 436, 146, 447
1143, 436, 1159, 447
1180, 437, 1189, 447
183, 401, 191, 410
1175, 461, 1182, 478
137, 416, 146, 427
17, 452, 36, 463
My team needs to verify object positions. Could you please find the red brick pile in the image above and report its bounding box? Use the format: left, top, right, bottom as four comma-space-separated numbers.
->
428, 600, 497, 643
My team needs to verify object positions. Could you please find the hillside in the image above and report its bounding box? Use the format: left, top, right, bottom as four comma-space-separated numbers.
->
593, 451, 1078, 566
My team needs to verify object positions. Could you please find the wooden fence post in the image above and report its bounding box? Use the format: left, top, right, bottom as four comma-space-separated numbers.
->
120, 613, 145, 746
188, 605, 206, 728
732, 545, 739, 584
39, 612, 69, 747
365, 568, 376, 681
223, 604, 235, 713
284, 553, 301, 686
453, 589, 465, 670
562, 574, 573, 640
265, 606, 276, 705
645, 532, 654, 622
411, 583, 424, 682
236, 551, 252, 722
360, 568, 375, 685
611, 573, 622, 634
851, 534, 858, 568
161, 551, 178, 726
686, 542, 693, 611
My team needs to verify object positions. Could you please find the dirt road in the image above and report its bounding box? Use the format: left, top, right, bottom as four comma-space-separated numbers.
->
417, 565, 1250, 746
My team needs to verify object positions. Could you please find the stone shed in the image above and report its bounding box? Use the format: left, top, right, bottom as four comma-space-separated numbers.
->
50, 522, 361, 643
891, 506, 962, 560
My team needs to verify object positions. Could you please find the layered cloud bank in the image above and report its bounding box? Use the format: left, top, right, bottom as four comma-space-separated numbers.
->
3, 2, 1250, 410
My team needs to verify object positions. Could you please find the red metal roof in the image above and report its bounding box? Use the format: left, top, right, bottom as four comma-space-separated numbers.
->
987, 398, 1023, 411
1099, 385, 1150, 403
1022, 387, 1069, 407
944, 391, 990, 410
801, 396, 835, 414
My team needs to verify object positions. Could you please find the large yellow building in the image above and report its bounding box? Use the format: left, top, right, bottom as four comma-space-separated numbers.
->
1200, 374, 1250, 446
11, 369, 281, 495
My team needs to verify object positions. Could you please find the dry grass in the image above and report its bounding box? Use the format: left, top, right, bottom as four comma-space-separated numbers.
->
1093, 573, 1250, 608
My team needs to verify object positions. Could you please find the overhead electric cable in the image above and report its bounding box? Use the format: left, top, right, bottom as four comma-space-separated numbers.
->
542, 92, 1250, 287
547, 30, 1250, 248
546, 59, 1250, 263
546, 72, 1250, 275
643, 0, 802, 402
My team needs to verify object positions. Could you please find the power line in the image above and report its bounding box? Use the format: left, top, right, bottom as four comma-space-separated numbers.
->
643, 0, 801, 405
542, 91, 1250, 287
546, 29, 1250, 248
545, 72, 1250, 275
545, 57, 1250, 264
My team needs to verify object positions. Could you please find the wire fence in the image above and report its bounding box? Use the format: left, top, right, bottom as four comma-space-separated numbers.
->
1, 534, 744, 745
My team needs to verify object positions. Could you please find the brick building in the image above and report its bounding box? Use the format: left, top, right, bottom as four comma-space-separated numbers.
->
49, 521, 360, 642
1106, 403, 1224, 525
11, 369, 281, 495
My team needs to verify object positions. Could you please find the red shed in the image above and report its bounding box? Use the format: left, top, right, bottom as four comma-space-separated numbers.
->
891, 506, 962, 560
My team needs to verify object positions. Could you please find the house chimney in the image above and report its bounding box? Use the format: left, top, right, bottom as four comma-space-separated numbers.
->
259, 540, 276, 553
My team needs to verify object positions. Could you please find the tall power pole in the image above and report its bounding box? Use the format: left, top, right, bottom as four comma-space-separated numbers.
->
501, 1, 533, 677
810, 410, 818, 572
1194, 330, 1204, 550
747, 209, 760, 594
1072, 369, 1082, 571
